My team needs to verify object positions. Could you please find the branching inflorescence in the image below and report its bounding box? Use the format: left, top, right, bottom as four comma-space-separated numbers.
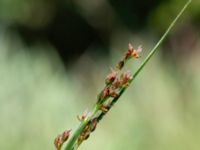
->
54, 1, 191, 150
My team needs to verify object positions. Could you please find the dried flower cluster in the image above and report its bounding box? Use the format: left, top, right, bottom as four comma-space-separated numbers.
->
54, 43, 142, 150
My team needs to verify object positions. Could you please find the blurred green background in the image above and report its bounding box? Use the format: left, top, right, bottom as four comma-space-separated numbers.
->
0, 0, 200, 150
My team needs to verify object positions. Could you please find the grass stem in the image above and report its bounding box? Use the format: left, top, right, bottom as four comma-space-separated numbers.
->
63, 1, 191, 149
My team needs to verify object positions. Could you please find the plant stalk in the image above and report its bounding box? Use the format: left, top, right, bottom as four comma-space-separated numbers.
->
64, 0, 191, 149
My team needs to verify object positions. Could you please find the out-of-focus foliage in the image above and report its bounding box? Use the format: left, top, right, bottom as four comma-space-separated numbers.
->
149, 0, 200, 32
0, 0, 199, 150
0, 0, 56, 27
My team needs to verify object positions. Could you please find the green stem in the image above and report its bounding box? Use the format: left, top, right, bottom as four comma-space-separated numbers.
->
64, 0, 191, 149
64, 105, 99, 150
132, 0, 191, 80
98, 0, 192, 122
64, 120, 88, 150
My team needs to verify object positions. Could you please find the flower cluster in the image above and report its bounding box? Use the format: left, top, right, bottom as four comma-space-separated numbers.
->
100, 70, 132, 100
74, 43, 142, 146
54, 2, 191, 148
54, 43, 142, 150
98, 43, 141, 104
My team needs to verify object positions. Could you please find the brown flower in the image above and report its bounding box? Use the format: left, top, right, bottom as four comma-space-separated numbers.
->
125, 43, 142, 59
54, 134, 63, 150
132, 45, 142, 58
62, 129, 71, 142
89, 118, 97, 132
111, 78, 121, 90
77, 109, 88, 121
120, 71, 133, 87
54, 129, 72, 150
105, 68, 117, 85
101, 87, 110, 99
125, 43, 135, 59
100, 105, 109, 113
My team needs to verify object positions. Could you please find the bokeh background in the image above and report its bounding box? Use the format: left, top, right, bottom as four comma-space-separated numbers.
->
0, 0, 200, 149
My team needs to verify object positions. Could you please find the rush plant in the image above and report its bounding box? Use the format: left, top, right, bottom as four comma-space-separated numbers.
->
54, 1, 192, 150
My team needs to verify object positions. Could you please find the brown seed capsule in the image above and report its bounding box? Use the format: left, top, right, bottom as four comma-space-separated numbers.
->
54, 134, 62, 150
89, 118, 98, 132
105, 68, 117, 85
110, 91, 119, 98
62, 129, 71, 142
101, 87, 110, 99
125, 43, 134, 59
100, 105, 109, 113
84, 124, 90, 132
84, 133, 90, 140
116, 60, 124, 70
120, 71, 133, 87
111, 78, 121, 90
77, 135, 84, 144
